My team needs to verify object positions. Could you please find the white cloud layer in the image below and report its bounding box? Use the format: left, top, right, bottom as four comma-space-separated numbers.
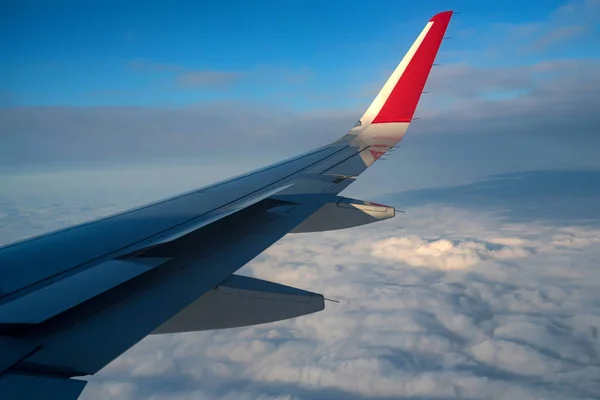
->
371, 236, 531, 270
3, 189, 592, 400
2, 167, 599, 400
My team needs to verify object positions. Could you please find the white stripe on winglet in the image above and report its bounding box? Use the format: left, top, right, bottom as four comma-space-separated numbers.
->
359, 21, 433, 126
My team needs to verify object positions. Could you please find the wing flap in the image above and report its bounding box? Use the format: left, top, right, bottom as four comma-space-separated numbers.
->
152, 274, 324, 334
0, 372, 87, 400
291, 196, 395, 233
0, 258, 171, 325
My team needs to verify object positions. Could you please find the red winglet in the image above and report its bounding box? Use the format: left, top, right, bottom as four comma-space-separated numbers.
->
372, 11, 453, 124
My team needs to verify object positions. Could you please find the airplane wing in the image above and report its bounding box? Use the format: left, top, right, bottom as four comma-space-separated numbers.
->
0, 11, 453, 400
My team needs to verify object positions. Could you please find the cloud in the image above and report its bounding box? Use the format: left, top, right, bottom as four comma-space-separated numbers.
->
0, 103, 356, 169
447, 0, 599, 62
2, 55, 598, 176
421, 62, 535, 98
176, 70, 244, 88
371, 236, 531, 270
128, 60, 244, 90
382, 170, 600, 225
69, 194, 600, 400
4, 167, 598, 399
253, 66, 315, 85
126, 61, 312, 92
528, 25, 590, 51
128, 60, 186, 73
554, 0, 600, 21
415, 59, 600, 150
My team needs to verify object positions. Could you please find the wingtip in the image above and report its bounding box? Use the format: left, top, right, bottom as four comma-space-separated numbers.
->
430, 10, 454, 22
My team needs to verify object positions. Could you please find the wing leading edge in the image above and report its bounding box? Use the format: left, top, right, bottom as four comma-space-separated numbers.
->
0, 11, 453, 400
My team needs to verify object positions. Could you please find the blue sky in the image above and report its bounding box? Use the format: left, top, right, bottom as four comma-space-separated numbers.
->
1, 0, 599, 189
3, 0, 599, 109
